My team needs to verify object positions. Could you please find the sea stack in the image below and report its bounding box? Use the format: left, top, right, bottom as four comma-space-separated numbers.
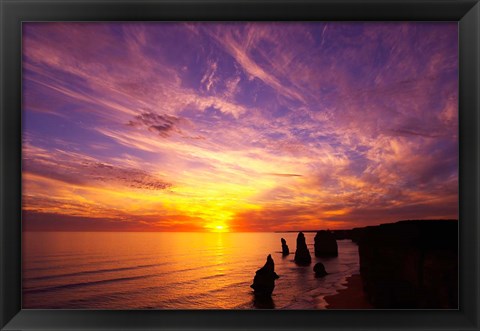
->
313, 262, 328, 277
314, 230, 338, 257
294, 232, 311, 265
281, 238, 290, 256
250, 254, 280, 297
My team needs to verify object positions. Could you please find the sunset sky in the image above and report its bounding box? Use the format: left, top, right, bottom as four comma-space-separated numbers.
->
22, 22, 458, 232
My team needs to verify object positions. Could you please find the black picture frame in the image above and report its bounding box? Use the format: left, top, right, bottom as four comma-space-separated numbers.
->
1, 0, 479, 330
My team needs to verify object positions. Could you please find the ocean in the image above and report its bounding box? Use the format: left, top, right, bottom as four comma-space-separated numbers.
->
22, 232, 359, 309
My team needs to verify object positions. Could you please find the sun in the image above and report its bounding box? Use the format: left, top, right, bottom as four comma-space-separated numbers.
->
208, 224, 229, 232
214, 225, 227, 232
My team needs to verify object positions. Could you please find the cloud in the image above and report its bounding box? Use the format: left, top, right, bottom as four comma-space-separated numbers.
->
206, 24, 309, 104
200, 59, 218, 92
265, 173, 303, 177
23, 211, 205, 232
384, 128, 445, 138
23, 144, 172, 191
128, 111, 181, 137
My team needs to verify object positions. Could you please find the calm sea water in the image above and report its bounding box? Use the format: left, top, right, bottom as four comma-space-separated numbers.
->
22, 232, 359, 309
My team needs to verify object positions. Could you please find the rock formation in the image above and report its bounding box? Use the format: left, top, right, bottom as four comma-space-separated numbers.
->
250, 254, 280, 297
313, 262, 328, 277
281, 238, 290, 256
358, 220, 458, 308
294, 232, 311, 265
314, 230, 338, 257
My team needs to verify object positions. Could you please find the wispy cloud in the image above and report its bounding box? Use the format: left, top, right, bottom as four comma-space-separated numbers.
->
23, 143, 172, 191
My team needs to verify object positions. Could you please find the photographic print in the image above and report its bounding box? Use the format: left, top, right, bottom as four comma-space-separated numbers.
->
21, 22, 458, 310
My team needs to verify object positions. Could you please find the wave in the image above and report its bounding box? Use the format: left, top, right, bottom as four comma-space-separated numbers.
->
24, 262, 162, 281
24, 261, 235, 293
23, 274, 157, 294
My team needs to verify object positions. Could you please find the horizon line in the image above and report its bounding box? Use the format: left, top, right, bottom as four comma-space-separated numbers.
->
22, 218, 459, 233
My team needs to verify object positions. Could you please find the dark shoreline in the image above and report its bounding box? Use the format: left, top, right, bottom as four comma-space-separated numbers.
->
274, 219, 458, 239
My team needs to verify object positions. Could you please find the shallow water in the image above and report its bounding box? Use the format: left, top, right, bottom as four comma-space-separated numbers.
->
22, 232, 359, 309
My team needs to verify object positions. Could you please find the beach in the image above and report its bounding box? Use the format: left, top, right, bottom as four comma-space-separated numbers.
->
324, 274, 372, 309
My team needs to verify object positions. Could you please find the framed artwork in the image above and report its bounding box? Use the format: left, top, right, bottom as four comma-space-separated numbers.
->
1, 0, 479, 330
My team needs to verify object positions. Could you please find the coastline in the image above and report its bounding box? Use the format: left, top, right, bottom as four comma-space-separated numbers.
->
324, 274, 373, 309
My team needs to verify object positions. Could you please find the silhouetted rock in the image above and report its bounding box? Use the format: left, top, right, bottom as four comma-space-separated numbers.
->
314, 230, 338, 257
294, 232, 311, 265
250, 254, 279, 297
330, 229, 350, 240
358, 220, 458, 309
253, 295, 275, 309
328, 228, 367, 243
281, 238, 290, 256
313, 262, 328, 277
